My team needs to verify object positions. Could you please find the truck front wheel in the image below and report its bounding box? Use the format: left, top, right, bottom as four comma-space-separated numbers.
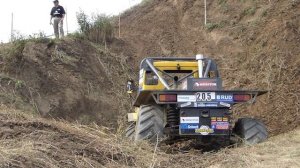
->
234, 118, 268, 145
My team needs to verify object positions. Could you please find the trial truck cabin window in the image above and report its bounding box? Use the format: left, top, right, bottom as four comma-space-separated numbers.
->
145, 72, 159, 85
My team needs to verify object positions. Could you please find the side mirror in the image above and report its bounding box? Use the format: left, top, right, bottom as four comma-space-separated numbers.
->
127, 80, 135, 94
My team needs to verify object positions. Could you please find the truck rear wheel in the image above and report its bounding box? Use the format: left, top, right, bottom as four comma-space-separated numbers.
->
125, 122, 136, 140
135, 105, 165, 142
234, 118, 268, 145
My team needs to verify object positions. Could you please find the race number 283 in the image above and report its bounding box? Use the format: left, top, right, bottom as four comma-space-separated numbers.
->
196, 92, 216, 101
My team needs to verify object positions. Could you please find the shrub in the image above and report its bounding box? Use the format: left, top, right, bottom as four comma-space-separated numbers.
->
241, 6, 257, 17
76, 10, 114, 44
76, 10, 90, 35
205, 23, 219, 31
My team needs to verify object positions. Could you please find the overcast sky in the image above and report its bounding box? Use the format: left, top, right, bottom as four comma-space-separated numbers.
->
0, 0, 142, 43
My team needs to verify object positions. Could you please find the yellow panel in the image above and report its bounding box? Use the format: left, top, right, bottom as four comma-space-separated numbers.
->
140, 61, 200, 91
154, 61, 198, 72
143, 84, 165, 90
153, 61, 198, 67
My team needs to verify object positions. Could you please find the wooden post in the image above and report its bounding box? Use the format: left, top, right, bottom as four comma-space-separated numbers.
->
66, 8, 69, 34
11, 13, 14, 41
204, 0, 207, 25
119, 13, 121, 38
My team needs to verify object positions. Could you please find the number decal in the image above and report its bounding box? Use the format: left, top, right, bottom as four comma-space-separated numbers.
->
196, 92, 215, 101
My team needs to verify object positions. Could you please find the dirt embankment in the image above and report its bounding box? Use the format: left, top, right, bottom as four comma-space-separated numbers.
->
120, 0, 300, 135
0, 38, 135, 127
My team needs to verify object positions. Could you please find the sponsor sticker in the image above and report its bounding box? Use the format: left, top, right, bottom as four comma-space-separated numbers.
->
216, 94, 233, 102
194, 102, 205, 107
193, 81, 218, 90
195, 125, 214, 135
211, 121, 229, 130
180, 117, 199, 124
190, 78, 220, 90
177, 95, 196, 102
220, 102, 231, 108
194, 82, 217, 87
194, 103, 218, 107
223, 117, 229, 122
180, 102, 192, 107
205, 103, 218, 107
180, 123, 199, 129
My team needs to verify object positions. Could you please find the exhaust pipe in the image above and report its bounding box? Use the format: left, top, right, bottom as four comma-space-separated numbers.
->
196, 54, 204, 78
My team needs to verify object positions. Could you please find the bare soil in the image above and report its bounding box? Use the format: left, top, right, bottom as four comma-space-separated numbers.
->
0, 38, 135, 127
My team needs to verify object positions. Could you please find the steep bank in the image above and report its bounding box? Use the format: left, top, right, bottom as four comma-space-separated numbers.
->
0, 38, 134, 127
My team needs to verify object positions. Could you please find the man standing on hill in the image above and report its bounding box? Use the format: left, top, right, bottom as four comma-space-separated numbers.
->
50, 0, 66, 38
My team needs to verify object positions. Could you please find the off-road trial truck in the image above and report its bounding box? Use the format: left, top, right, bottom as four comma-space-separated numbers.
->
126, 55, 268, 145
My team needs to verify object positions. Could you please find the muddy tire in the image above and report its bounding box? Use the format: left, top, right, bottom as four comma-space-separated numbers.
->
125, 122, 136, 140
234, 118, 268, 145
135, 105, 165, 142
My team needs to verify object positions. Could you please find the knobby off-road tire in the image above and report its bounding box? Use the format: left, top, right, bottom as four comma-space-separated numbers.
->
135, 105, 165, 142
125, 122, 136, 140
234, 118, 268, 145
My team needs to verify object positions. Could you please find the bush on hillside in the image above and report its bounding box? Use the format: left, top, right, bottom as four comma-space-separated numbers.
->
76, 10, 114, 44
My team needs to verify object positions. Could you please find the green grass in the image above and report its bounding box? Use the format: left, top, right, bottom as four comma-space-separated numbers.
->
241, 6, 257, 17
141, 0, 152, 5
218, 0, 230, 13
205, 20, 229, 31
67, 32, 85, 40
261, 9, 268, 17
205, 23, 219, 31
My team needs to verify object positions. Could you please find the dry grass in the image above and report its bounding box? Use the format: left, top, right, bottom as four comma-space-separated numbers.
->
0, 104, 299, 168
206, 129, 300, 168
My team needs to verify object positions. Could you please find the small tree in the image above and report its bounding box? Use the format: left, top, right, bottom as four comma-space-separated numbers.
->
91, 14, 114, 44
76, 10, 114, 46
76, 10, 90, 35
